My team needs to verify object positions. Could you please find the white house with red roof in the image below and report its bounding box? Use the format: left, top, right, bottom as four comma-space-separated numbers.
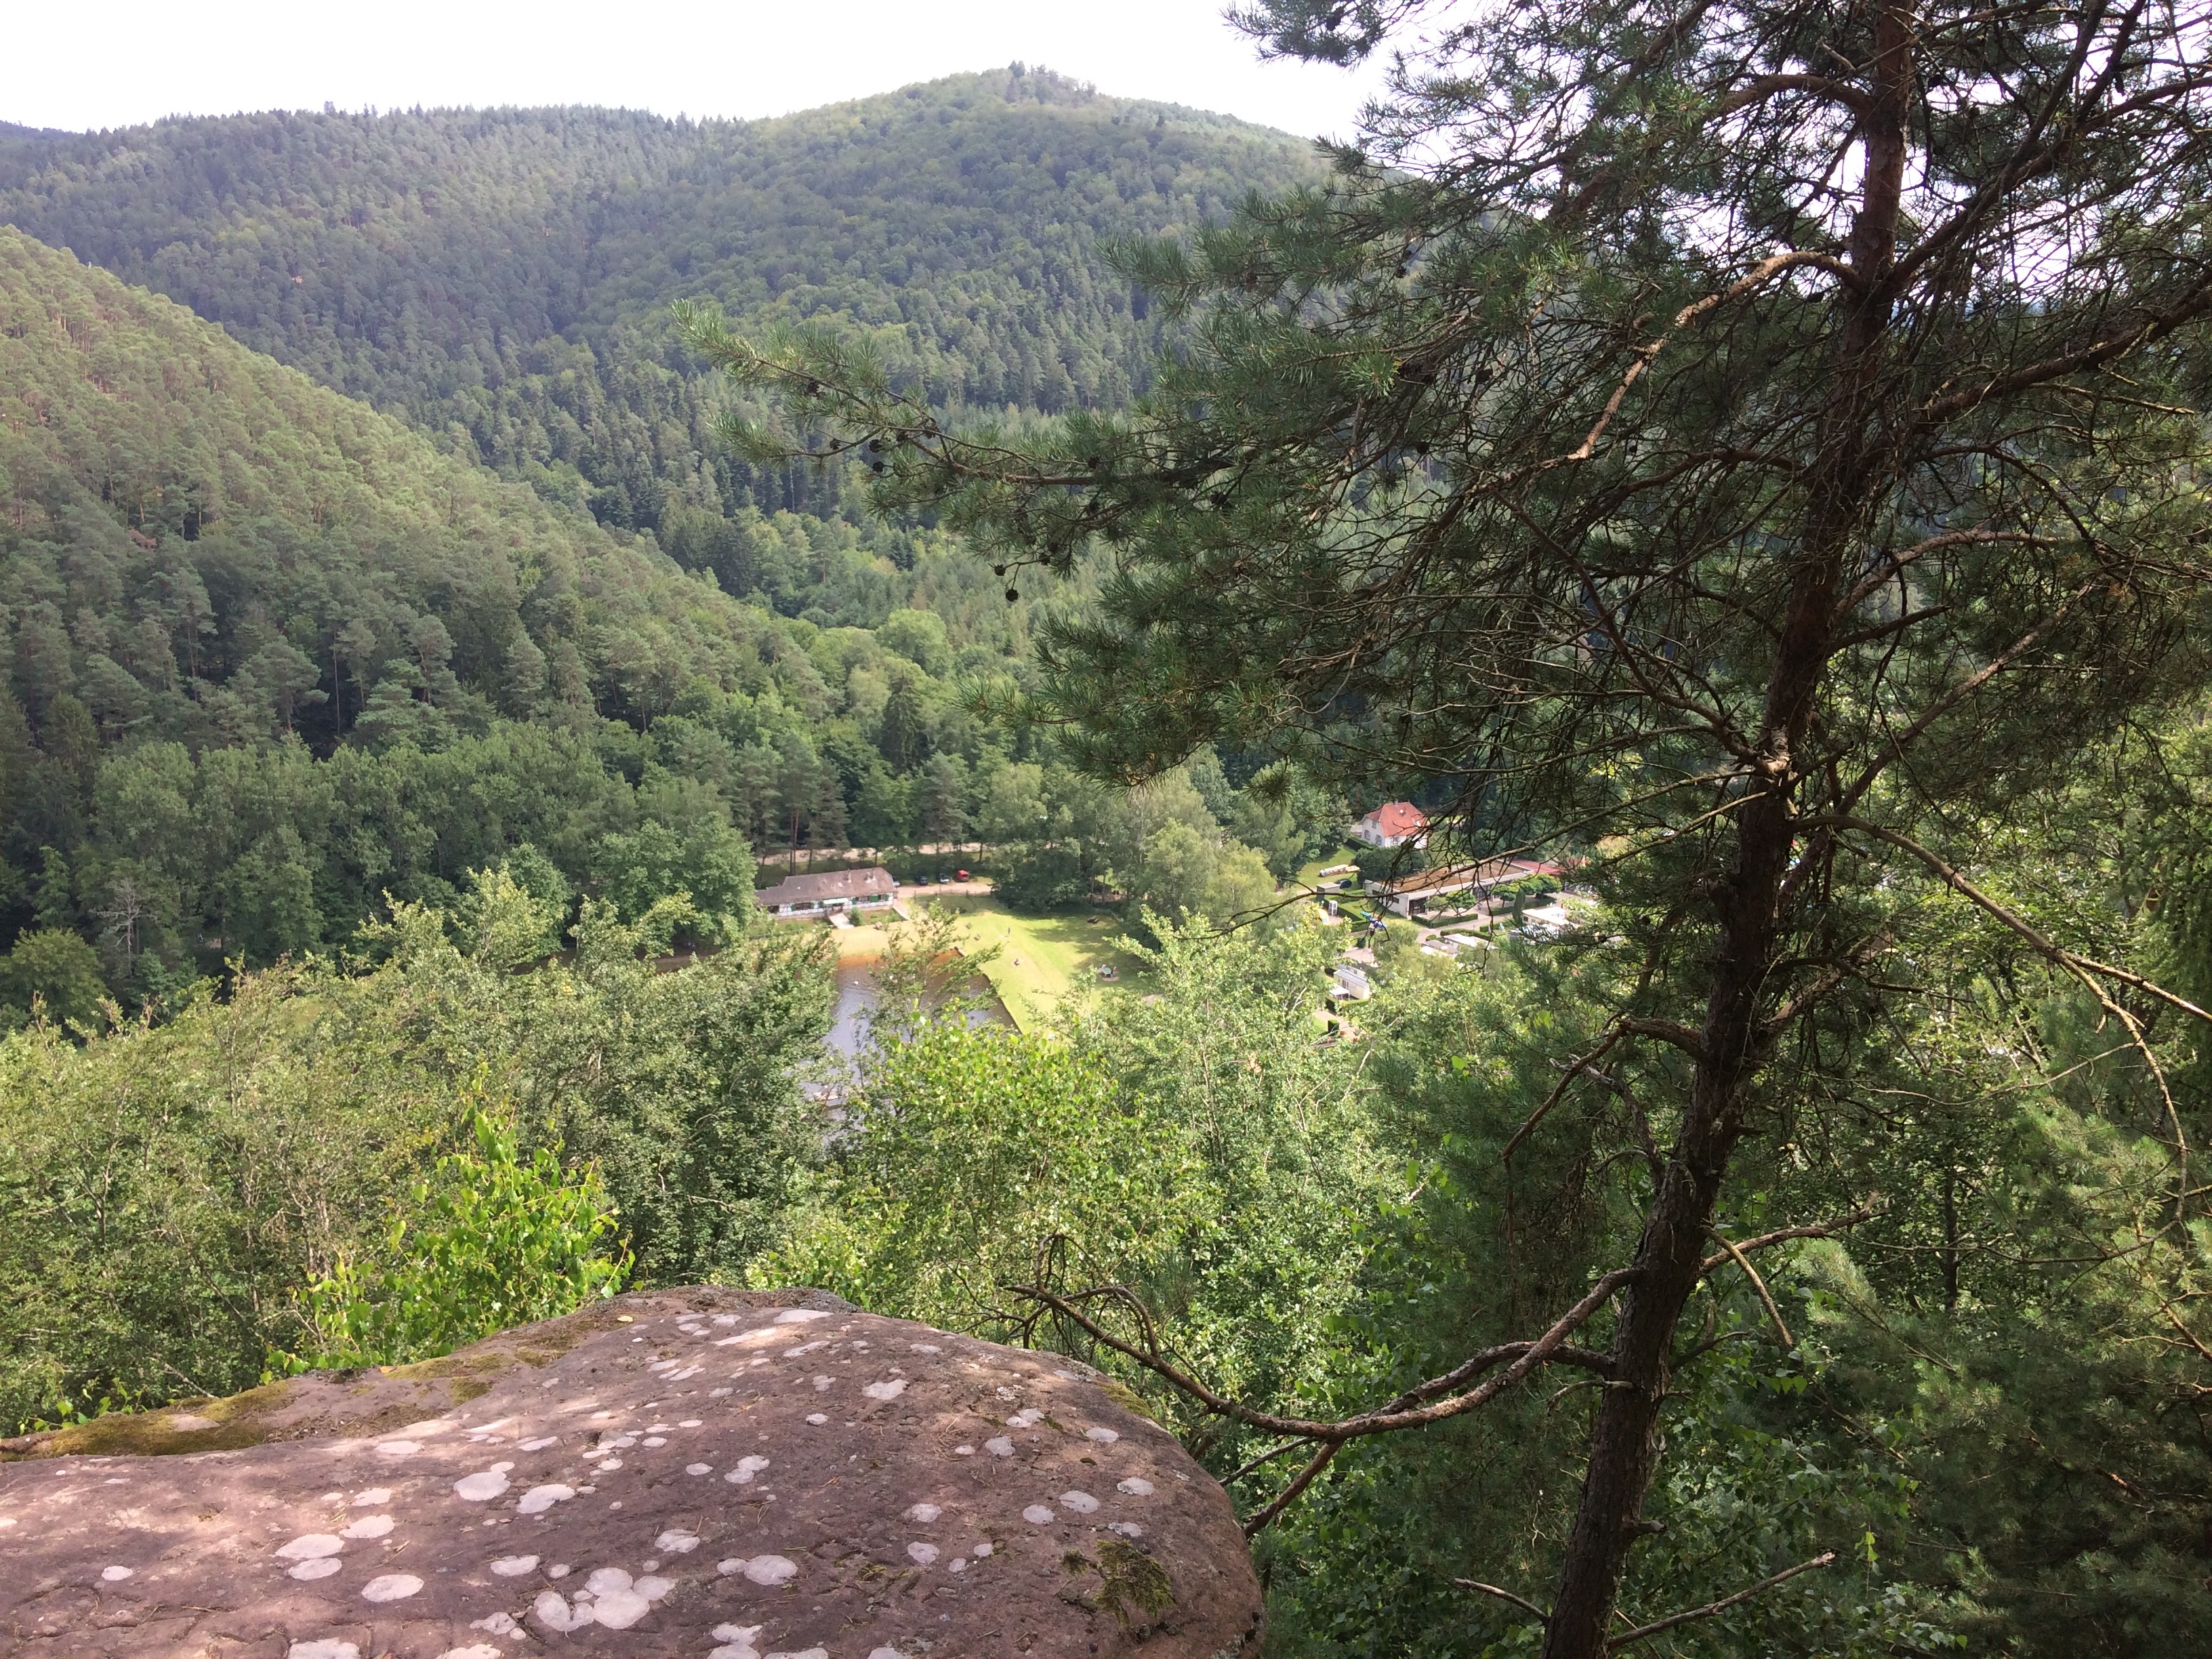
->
1349, 801, 1430, 849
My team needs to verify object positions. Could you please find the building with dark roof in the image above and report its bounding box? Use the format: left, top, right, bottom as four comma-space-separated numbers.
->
755, 866, 897, 917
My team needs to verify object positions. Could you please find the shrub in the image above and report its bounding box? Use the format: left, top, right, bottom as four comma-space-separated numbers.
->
284, 1107, 626, 1370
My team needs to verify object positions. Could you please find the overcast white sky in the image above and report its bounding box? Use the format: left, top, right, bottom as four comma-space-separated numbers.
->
6, 0, 1388, 140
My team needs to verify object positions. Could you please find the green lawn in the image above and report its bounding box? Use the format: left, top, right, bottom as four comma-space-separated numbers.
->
1296, 844, 1366, 892
912, 895, 1146, 1031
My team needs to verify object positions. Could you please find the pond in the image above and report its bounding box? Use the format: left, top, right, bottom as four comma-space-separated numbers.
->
822, 958, 1012, 1061
825, 966, 880, 1060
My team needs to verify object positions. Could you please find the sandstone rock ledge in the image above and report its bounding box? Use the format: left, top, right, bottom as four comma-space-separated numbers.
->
0, 1288, 1262, 1658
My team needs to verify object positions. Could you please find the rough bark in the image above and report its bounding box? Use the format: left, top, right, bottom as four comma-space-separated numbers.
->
1536, 10, 1913, 1653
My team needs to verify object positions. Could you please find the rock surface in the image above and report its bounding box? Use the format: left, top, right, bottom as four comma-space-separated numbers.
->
0, 1288, 1262, 1657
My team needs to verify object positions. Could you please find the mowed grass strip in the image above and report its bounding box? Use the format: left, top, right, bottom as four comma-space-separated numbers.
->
914, 895, 1144, 1031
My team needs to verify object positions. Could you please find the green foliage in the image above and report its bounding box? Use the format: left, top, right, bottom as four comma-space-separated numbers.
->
0, 966, 443, 1430
762, 1018, 1206, 1322
0, 73, 1315, 613
0, 224, 1089, 983
974, 754, 1319, 925
1349, 841, 1427, 888
1231, 760, 1349, 880
1128, 819, 1277, 931
0, 866, 830, 1433
705, 5, 2212, 1648
766, 914, 1388, 1437
9, 43, 2210, 1659
0, 925, 107, 1029
0, 81, 1324, 998
360, 875, 836, 1286
285, 1107, 626, 1371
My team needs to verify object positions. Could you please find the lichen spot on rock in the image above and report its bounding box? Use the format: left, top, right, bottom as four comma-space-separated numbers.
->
453, 1465, 511, 1500
533, 1589, 591, 1632
723, 1553, 796, 1586
590, 1588, 652, 1629
725, 1454, 770, 1485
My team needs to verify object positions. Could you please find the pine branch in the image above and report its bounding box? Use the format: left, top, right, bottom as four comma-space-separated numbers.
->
1004, 1269, 1635, 1443
1456, 1577, 1553, 1624
1607, 1552, 1837, 1650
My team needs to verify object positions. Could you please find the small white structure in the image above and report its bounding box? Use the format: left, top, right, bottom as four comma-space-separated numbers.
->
1349, 802, 1430, 849
1519, 899, 1577, 938
1332, 964, 1374, 1000
755, 866, 898, 918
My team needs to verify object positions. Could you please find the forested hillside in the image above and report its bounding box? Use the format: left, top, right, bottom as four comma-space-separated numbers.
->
0, 69, 1316, 613
0, 227, 1052, 1004
5, 28, 2212, 1658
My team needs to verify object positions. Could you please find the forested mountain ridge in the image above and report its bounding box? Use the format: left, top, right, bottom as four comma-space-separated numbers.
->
0, 70, 1318, 601
0, 223, 779, 747
0, 227, 1044, 996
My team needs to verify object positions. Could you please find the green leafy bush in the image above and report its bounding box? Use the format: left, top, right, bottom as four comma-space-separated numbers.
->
0, 864, 830, 1433
285, 1107, 626, 1371
763, 914, 1388, 1429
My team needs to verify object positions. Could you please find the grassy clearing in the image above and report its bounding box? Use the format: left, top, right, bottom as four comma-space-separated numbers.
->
1296, 844, 1366, 890
832, 920, 895, 964
909, 895, 1147, 1031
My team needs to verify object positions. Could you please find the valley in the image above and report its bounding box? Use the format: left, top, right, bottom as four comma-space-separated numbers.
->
4, 30, 2212, 1658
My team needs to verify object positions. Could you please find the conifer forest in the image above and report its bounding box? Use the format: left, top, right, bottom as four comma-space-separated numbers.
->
7, 16, 2212, 1654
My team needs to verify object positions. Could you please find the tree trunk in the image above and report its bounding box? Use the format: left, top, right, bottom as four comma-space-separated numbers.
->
1538, 15, 1913, 1652
1538, 628, 1821, 1656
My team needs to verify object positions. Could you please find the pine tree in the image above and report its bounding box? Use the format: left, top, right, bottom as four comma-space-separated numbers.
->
689, 3, 2212, 1649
